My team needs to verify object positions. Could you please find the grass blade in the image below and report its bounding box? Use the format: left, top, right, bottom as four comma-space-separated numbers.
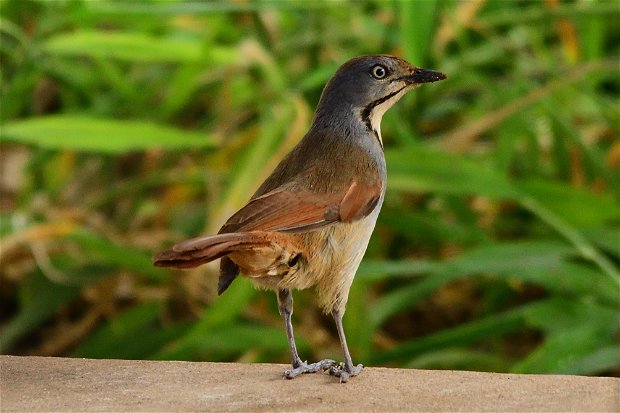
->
3, 115, 215, 153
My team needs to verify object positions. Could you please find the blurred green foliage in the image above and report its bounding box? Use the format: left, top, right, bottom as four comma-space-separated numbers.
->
1, 0, 618, 376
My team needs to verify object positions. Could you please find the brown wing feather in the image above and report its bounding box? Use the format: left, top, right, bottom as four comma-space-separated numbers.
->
155, 181, 383, 295
218, 189, 335, 233
219, 181, 382, 234
337, 181, 382, 222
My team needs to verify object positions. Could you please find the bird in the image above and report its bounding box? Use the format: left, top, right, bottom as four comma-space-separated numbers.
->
154, 55, 446, 382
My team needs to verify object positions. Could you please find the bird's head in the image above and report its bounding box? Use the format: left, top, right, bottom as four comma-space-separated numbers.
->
315, 55, 446, 146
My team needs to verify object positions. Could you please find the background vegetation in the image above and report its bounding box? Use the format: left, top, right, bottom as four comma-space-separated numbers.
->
1, 0, 618, 376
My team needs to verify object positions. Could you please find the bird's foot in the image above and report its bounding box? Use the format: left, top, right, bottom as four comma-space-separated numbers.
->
329, 362, 364, 383
283, 359, 336, 379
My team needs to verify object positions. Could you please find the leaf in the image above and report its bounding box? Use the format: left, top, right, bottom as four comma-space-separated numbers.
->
155, 280, 258, 359
512, 327, 609, 374
43, 30, 237, 64
68, 229, 165, 281
345, 279, 374, 362
405, 347, 509, 372
521, 297, 617, 336
386, 146, 517, 199
2, 115, 215, 153
172, 324, 298, 359
367, 241, 581, 328
512, 299, 618, 374
379, 209, 487, 246
583, 226, 620, 258
385, 145, 618, 281
0, 270, 81, 352
558, 345, 620, 375
358, 259, 436, 281
443, 240, 574, 275
517, 193, 620, 282
399, 0, 440, 66
516, 179, 619, 228
72, 302, 189, 359
373, 297, 613, 367
372, 300, 532, 364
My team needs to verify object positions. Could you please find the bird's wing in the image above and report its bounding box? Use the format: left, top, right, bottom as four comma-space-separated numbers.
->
218, 180, 382, 234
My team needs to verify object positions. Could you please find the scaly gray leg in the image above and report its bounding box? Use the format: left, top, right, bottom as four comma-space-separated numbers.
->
277, 289, 335, 379
328, 308, 364, 383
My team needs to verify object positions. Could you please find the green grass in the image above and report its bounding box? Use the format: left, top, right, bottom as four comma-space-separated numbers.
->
1, 0, 618, 376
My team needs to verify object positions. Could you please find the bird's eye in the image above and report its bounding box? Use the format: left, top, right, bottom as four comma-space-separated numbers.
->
371, 65, 387, 79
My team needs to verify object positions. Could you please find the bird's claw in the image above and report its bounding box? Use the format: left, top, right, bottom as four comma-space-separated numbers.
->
283, 359, 336, 379
328, 362, 364, 383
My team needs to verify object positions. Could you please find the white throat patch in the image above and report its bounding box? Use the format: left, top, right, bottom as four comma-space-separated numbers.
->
365, 86, 409, 147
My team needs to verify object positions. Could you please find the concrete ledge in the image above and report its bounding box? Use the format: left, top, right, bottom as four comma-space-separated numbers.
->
1, 356, 618, 412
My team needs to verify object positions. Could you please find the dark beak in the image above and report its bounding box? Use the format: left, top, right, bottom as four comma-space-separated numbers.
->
405, 68, 446, 84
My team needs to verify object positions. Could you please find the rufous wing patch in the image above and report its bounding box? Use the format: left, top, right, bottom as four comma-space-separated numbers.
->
337, 181, 382, 222
219, 189, 343, 233
218, 181, 382, 234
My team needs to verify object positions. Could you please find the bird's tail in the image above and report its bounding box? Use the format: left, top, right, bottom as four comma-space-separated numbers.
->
153, 232, 271, 269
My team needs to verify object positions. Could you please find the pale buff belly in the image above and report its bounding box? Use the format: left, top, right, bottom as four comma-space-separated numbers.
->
279, 205, 382, 313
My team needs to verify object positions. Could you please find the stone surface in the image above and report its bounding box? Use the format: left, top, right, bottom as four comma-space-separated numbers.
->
1, 355, 618, 412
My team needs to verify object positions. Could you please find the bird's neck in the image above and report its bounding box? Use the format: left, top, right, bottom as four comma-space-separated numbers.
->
308, 103, 387, 187
312, 100, 383, 152
313, 88, 409, 150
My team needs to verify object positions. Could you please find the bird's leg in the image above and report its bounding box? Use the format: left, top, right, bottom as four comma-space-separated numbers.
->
277, 288, 335, 379
329, 308, 364, 383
